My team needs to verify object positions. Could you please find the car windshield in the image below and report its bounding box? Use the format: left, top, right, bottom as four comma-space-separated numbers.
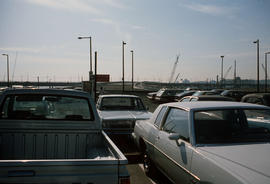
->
0, 94, 92, 120
192, 91, 203, 96
194, 109, 270, 144
100, 97, 146, 111
220, 90, 229, 96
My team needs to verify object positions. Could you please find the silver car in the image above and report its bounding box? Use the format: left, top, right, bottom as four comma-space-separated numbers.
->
133, 101, 270, 184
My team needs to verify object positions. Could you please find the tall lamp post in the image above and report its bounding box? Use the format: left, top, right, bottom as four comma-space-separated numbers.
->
2, 54, 10, 87
122, 41, 126, 92
265, 51, 270, 92
78, 36, 93, 95
220, 56, 224, 88
131, 50, 134, 91
253, 39, 260, 92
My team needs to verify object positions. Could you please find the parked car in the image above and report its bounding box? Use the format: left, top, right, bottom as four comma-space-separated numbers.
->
192, 90, 218, 96
146, 88, 165, 100
185, 87, 199, 91
241, 93, 270, 106
174, 90, 196, 102
0, 89, 130, 184
133, 101, 270, 184
96, 94, 152, 135
221, 90, 249, 101
155, 88, 184, 103
210, 88, 224, 94
179, 95, 235, 102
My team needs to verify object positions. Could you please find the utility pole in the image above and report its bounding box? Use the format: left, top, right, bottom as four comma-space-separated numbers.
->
253, 39, 260, 92
265, 52, 270, 92
37, 76, 40, 88
234, 60, 236, 88
78, 36, 93, 96
122, 41, 126, 93
131, 50, 134, 91
2, 54, 10, 87
94, 51, 97, 102
220, 56, 224, 88
216, 75, 219, 87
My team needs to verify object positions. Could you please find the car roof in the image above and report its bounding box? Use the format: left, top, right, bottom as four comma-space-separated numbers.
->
243, 93, 270, 98
1, 88, 90, 98
196, 95, 233, 99
161, 101, 270, 111
99, 94, 139, 98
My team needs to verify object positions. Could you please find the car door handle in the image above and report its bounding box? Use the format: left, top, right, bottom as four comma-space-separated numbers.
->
156, 136, 160, 140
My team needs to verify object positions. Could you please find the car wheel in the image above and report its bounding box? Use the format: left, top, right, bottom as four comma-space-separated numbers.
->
143, 151, 156, 176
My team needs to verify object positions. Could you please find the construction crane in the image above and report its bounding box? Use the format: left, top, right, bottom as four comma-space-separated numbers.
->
174, 73, 180, 83
224, 66, 232, 79
168, 55, 180, 83
12, 52, 18, 81
222, 65, 232, 86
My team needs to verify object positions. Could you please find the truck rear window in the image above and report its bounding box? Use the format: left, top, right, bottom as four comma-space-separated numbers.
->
1, 94, 92, 120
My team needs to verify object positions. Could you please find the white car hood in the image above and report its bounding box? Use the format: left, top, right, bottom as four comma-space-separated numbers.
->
99, 110, 152, 120
198, 144, 270, 182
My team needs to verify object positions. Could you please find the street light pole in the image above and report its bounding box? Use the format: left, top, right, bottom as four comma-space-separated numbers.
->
78, 36, 93, 95
220, 56, 224, 88
2, 54, 9, 87
122, 41, 126, 93
265, 51, 270, 92
253, 39, 260, 92
131, 50, 134, 91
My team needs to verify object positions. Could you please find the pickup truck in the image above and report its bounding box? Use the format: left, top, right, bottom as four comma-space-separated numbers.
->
0, 89, 130, 184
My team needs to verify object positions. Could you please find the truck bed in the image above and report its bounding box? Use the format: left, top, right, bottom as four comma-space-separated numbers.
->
0, 120, 118, 160
0, 121, 128, 184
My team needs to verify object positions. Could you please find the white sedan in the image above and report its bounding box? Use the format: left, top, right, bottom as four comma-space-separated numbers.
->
97, 94, 152, 135
133, 101, 270, 184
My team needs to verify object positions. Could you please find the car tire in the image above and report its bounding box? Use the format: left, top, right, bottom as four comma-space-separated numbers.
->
143, 151, 156, 177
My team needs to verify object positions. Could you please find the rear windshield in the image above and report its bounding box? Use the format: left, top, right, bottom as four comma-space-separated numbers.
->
0, 94, 92, 120
100, 97, 146, 110
194, 109, 270, 144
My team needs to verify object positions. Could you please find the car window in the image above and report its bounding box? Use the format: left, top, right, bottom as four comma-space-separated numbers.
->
194, 109, 270, 144
252, 97, 262, 104
162, 108, 189, 141
154, 106, 167, 128
0, 94, 92, 120
264, 96, 270, 106
190, 98, 197, 102
180, 97, 190, 102
100, 97, 146, 110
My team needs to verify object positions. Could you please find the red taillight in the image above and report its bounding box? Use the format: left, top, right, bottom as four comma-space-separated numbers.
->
119, 176, 130, 184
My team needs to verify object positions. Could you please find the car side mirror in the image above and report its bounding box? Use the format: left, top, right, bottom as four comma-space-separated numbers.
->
168, 133, 181, 140
168, 133, 188, 143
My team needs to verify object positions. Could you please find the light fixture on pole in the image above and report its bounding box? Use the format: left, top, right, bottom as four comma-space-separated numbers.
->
122, 41, 126, 92
2, 54, 10, 87
265, 51, 270, 92
253, 39, 260, 92
131, 50, 134, 91
78, 36, 93, 95
220, 56, 224, 88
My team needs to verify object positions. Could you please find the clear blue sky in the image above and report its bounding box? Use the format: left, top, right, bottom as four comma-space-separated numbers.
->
1, 0, 270, 82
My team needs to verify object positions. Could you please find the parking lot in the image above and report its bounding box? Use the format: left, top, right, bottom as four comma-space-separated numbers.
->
108, 126, 172, 184
105, 92, 173, 184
